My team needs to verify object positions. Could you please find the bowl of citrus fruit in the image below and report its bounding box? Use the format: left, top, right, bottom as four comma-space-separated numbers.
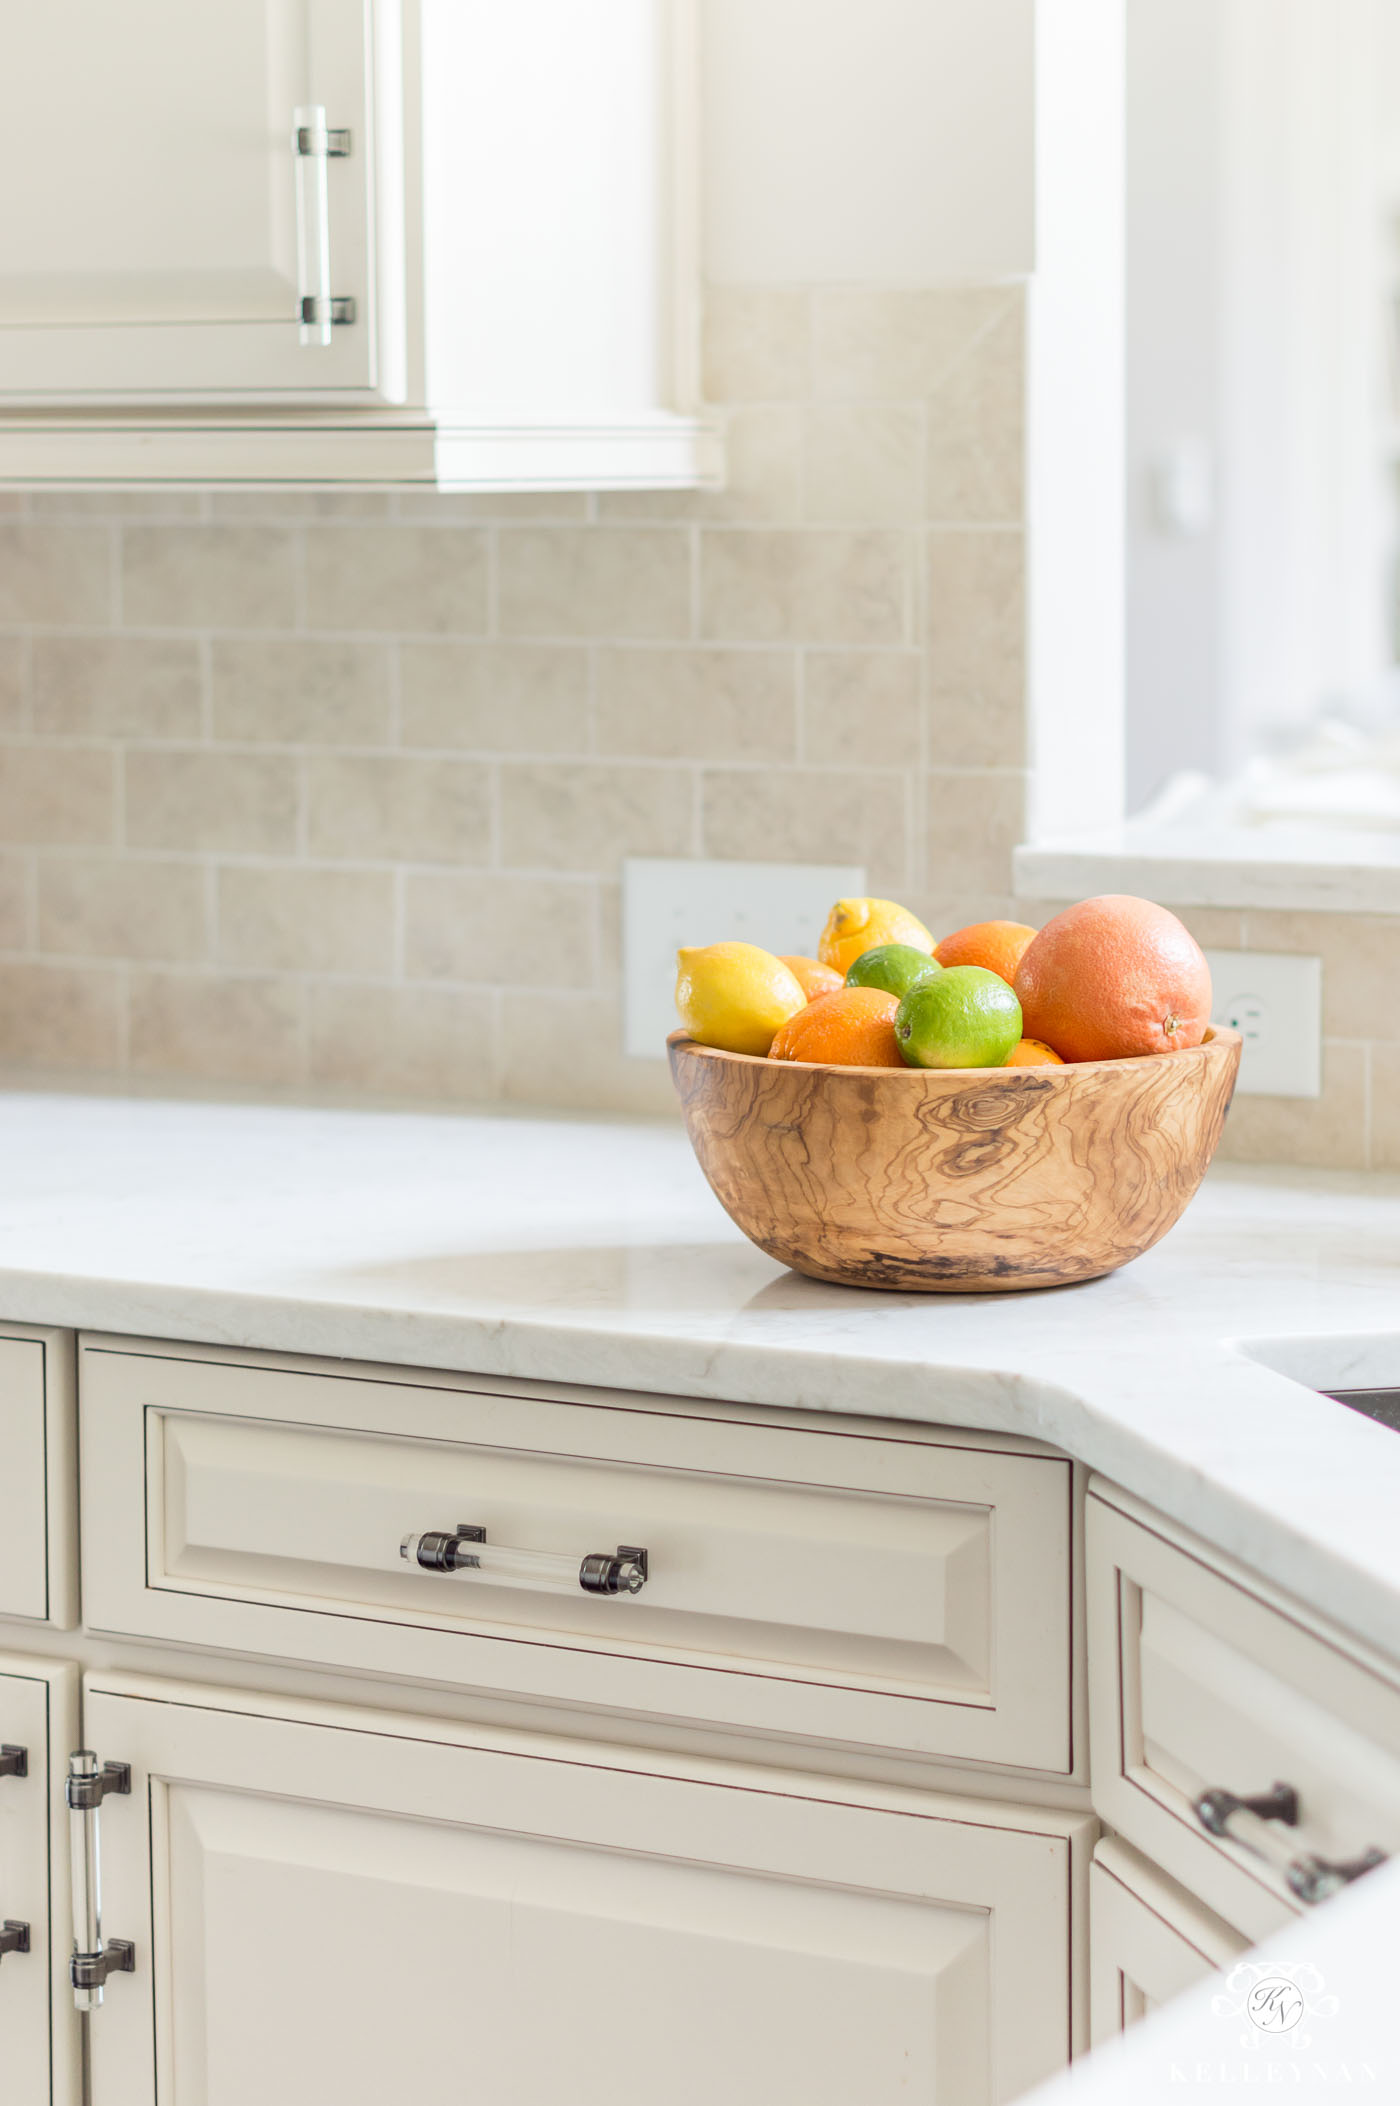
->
667, 893, 1241, 1293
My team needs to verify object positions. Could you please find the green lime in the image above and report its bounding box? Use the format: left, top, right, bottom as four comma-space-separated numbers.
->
895, 966, 1022, 1069
845, 943, 941, 1000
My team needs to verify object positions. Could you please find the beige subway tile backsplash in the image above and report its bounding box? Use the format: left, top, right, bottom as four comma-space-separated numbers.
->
0, 744, 115, 847
926, 296, 1024, 523
1372, 1045, 1400, 1171
0, 638, 24, 733
701, 767, 909, 893
703, 286, 810, 401
700, 528, 909, 645
1215, 1043, 1370, 1173
0, 854, 29, 950
0, 274, 1379, 1167
38, 855, 207, 963
811, 286, 1014, 401
33, 635, 203, 740
125, 749, 298, 855
0, 525, 113, 626
925, 769, 1026, 897
500, 989, 676, 1117
399, 642, 589, 753
216, 865, 396, 976
0, 960, 123, 1069
1240, 911, 1400, 1045
308, 981, 496, 1100
497, 529, 693, 640
501, 761, 694, 872
305, 526, 489, 635
926, 530, 1026, 766
307, 754, 491, 864
128, 969, 304, 1087
404, 872, 595, 987
121, 526, 297, 630
802, 651, 922, 769
802, 405, 922, 525
211, 638, 392, 747
594, 647, 797, 764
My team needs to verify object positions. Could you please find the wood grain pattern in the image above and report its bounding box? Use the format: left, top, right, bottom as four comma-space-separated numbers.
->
668, 1027, 1241, 1293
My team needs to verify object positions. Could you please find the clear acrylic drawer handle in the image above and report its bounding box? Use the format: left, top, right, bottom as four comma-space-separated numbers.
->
292, 104, 353, 344
66, 1752, 135, 2009
401, 1524, 649, 1597
1193, 1781, 1388, 1905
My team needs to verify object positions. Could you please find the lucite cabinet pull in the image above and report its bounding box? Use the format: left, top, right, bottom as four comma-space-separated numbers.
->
0, 1745, 30, 1964
1193, 1780, 1388, 1905
292, 104, 354, 344
401, 1524, 649, 1597
66, 1752, 135, 2009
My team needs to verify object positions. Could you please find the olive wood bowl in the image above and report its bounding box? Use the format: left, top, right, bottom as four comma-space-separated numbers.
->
668, 1025, 1241, 1293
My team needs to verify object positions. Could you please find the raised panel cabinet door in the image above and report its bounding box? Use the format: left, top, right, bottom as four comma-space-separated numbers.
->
0, 1655, 82, 2106
1088, 1839, 1246, 2044
82, 1673, 1091, 2106
0, 0, 384, 400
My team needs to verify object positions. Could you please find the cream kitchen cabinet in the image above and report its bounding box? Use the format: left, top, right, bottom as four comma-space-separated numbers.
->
0, 1326, 78, 1630
5, 1321, 1395, 2104
1086, 1479, 1400, 1947
78, 1672, 1089, 2106
0, 1, 714, 491
0, 1653, 81, 2106
0, 1, 378, 404
1088, 1837, 1245, 2043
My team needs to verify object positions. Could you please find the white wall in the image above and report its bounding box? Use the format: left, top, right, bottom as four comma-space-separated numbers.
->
1123, 0, 1227, 810
1026, 0, 1126, 839
1125, 0, 1392, 810
701, 0, 1036, 284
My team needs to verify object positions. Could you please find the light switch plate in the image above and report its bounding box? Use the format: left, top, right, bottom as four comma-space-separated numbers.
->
623, 857, 867, 1059
1204, 949, 1322, 1098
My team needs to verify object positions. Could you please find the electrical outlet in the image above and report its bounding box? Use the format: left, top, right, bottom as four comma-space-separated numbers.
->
622, 857, 867, 1059
1203, 949, 1322, 1098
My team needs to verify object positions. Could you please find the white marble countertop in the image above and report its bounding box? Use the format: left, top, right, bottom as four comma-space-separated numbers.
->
1, 1082, 1398, 1658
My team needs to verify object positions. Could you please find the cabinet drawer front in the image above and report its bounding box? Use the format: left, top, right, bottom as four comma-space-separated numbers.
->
83, 1672, 1090, 2106
1089, 1838, 1245, 2044
80, 1339, 1074, 1770
0, 1330, 76, 1628
1088, 1486, 1400, 1940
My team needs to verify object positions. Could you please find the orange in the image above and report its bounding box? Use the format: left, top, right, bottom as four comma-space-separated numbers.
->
935, 919, 1038, 983
779, 954, 844, 1003
1013, 895, 1212, 1063
1004, 1037, 1065, 1068
769, 985, 904, 1067
818, 898, 935, 978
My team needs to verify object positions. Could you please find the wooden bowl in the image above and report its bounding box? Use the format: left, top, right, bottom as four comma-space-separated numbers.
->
668, 1026, 1241, 1293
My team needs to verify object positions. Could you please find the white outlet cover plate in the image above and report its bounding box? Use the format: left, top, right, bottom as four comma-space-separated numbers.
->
623, 857, 867, 1059
1204, 948, 1322, 1098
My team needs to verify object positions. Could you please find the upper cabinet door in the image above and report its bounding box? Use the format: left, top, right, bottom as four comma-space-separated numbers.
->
0, 0, 385, 402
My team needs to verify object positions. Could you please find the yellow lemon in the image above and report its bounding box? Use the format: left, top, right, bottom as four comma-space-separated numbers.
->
818, 898, 936, 978
675, 943, 806, 1056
